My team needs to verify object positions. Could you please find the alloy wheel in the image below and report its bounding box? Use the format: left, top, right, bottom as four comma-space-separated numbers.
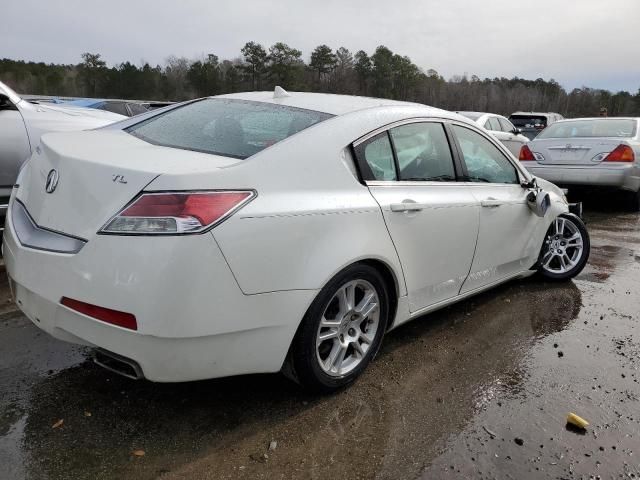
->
541, 216, 584, 275
315, 279, 380, 377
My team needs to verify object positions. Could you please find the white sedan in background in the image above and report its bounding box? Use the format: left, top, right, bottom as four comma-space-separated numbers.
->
4, 90, 590, 392
520, 117, 640, 211
0, 81, 125, 220
457, 111, 530, 157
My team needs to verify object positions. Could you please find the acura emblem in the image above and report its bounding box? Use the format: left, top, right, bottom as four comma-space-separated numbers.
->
45, 169, 59, 194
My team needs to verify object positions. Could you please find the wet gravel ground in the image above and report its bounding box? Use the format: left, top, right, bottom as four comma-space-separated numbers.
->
0, 202, 638, 480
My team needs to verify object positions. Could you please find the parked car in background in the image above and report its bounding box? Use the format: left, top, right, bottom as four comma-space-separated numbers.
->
519, 117, 640, 210
509, 112, 564, 140
457, 111, 529, 157
0, 81, 125, 225
62, 98, 174, 117
4, 89, 589, 392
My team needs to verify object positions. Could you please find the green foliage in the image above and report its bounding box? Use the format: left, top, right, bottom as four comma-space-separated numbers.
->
354, 50, 372, 94
187, 54, 220, 97
78, 52, 107, 96
310, 45, 337, 79
240, 41, 268, 89
267, 42, 303, 89
0, 44, 638, 117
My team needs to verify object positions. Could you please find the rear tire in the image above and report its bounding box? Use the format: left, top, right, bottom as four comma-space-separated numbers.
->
537, 213, 590, 281
626, 189, 640, 212
288, 264, 390, 393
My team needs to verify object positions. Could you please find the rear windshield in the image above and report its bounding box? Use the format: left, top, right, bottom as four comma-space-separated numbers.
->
536, 119, 637, 139
126, 98, 333, 159
509, 115, 548, 129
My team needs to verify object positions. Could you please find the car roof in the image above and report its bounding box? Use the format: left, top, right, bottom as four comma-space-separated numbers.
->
216, 90, 449, 117
457, 111, 493, 116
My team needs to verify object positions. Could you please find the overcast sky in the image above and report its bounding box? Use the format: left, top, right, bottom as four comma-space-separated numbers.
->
3, 0, 639, 92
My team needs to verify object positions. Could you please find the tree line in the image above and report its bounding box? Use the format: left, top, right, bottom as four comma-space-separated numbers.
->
1, 42, 639, 118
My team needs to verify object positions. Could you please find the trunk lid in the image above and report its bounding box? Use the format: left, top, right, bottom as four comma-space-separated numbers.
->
16, 130, 241, 239
529, 137, 630, 165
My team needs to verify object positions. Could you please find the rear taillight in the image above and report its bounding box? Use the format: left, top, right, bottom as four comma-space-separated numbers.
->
61, 297, 137, 330
100, 190, 256, 234
604, 144, 635, 163
519, 145, 535, 161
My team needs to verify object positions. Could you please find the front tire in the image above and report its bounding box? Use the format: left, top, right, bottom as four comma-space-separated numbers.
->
289, 264, 390, 393
537, 213, 590, 281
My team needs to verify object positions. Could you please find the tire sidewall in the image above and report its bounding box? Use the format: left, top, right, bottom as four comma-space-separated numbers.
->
292, 264, 390, 392
538, 213, 590, 281
628, 189, 640, 212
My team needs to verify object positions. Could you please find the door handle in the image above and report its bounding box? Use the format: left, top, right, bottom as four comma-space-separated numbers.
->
481, 197, 503, 208
391, 201, 424, 212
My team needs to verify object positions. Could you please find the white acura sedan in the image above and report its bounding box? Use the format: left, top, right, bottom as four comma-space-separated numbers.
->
3, 90, 590, 391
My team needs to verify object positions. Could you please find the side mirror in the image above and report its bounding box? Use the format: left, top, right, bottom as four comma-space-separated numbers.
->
513, 127, 522, 135
526, 189, 551, 217
0, 94, 17, 111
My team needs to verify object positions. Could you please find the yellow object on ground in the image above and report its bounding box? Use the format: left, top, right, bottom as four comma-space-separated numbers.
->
567, 412, 589, 429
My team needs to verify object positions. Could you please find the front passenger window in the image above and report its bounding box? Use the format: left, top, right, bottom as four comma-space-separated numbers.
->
451, 125, 519, 184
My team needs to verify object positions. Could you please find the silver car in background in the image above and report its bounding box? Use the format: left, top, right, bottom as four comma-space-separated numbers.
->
0, 81, 125, 223
457, 111, 529, 157
519, 117, 640, 210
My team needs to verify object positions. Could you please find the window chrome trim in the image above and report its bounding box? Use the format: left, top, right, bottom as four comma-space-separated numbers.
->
365, 180, 464, 187
352, 116, 531, 184
353, 117, 454, 148
11, 200, 87, 254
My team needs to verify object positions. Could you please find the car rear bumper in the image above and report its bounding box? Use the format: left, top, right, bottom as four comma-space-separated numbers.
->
521, 162, 640, 191
3, 201, 316, 382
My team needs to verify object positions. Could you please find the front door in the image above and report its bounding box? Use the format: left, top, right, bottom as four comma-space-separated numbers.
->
448, 123, 541, 293
354, 121, 480, 314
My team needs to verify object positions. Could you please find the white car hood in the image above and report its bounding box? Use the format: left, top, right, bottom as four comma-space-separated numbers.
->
17, 100, 126, 149
32, 102, 125, 121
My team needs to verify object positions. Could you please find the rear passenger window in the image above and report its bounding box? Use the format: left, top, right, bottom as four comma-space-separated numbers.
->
390, 123, 455, 181
355, 133, 397, 181
452, 125, 519, 184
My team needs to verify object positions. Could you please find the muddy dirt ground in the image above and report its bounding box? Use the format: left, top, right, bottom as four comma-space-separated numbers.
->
1, 201, 638, 480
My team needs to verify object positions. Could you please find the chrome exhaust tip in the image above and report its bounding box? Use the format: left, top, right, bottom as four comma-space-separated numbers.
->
93, 348, 144, 380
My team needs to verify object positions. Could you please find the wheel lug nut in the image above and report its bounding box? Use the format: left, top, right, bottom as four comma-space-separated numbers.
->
348, 328, 356, 336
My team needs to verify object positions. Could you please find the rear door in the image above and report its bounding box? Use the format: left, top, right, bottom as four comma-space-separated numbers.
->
448, 123, 541, 292
354, 120, 480, 314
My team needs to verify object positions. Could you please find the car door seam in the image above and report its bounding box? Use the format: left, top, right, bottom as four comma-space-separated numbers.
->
365, 188, 409, 297
458, 203, 482, 295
